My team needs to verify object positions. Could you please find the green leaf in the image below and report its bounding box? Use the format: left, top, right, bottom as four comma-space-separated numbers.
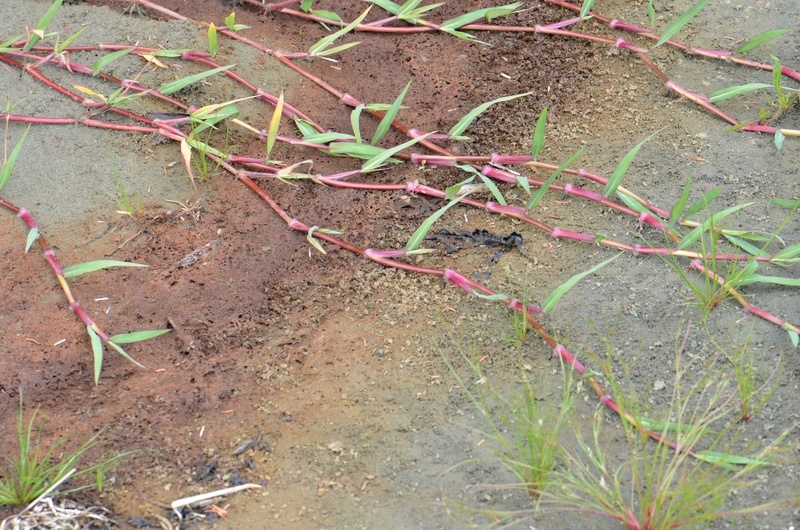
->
314, 41, 362, 58
694, 450, 771, 470
655, 0, 708, 48
531, 106, 548, 158
151, 48, 190, 58
295, 118, 318, 137
405, 191, 471, 251
266, 90, 284, 160
362, 133, 431, 172
208, 23, 219, 57
769, 198, 800, 210
88, 326, 103, 385
92, 47, 135, 76
309, 7, 370, 56
478, 174, 506, 205
637, 416, 710, 436
542, 253, 621, 313
516, 175, 531, 195
775, 129, 785, 150
108, 329, 171, 344
445, 176, 474, 200
771, 55, 782, 90
62, 259, 148, 278
440, 3, 522, 30
722, 234, 768, 258
737, 29, 791, 54
300, 0, 313, 12
107, 341, 145, 368
329, 142, 393, 160
313, 10, 343, 24
733, 274, 800, 288
788, 329, 799, 347
683, 187, 722, 219
351, 104, 365, 144
449, 92, 530, 137
55, 26, 89, 53
372, 80, 412, 145
0, 35, 25, 53
302, 132, 356, 144
709, 83, 772, 103
23, 0, 63, 52
603, 129, 663, 197
580, 0, 595, 19
0, 125, 31, 191
774, 242, 800, 261
369, 0, 400, 14
526, 146, 584, 209
615, 191, 654, 216
647, 0, 656, 28
473, 291, 510, 301
668, 176, 692, 230
158, 64, 235, 95
677, 203, 753, 250
25, 228, 39, 253
224, 12, 251, 31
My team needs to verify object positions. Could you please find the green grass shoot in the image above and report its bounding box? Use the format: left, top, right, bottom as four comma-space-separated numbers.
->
158, 64, 235, 96
0, 125, 31, 191
678, 203, 753, 250
88, 326, 103, 384
405, 177, 475, 251
23, 0, 63, 53
350, 104, 365, 143
308, 7, 369, 58
61, 260, 148, 279
530, 106, 547, 158
92, 48, 135, 76
526, 146, 583, 209
737, 29, 791, 54
449, 92, 530, 138
208, 23, 219, 57
579, 0, 595, 19
668, 176, 693, 231
603, 128, 663, 197
541, 253, 620, 313
710, 83, 772, 103
225, 12, 250, 32
372, 80, 411, 145
655, 0, 708, 48
362, 132, 430, 172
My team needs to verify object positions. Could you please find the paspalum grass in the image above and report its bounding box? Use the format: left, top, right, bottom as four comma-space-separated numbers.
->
1, 0, 797, 436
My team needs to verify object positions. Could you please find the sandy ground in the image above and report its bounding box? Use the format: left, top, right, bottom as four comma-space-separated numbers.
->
0, 0, 798, 528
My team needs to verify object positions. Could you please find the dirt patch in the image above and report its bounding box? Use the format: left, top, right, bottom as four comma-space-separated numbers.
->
0, 0, 798, 528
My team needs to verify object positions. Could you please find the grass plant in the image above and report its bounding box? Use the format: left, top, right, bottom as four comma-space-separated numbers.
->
0, 398, 128, 506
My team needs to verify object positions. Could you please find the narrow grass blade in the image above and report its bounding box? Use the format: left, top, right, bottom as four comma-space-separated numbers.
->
0, 35, 25, 52
449, 93, 530, 137
579, 0, 595, 19
637, 416, 710, 436
208, 23, 219, 57
542, 253, 621, 313
314, 41, 362, 59
677, 203, 753, 250
737, 29, 791, 54
25, 228, 39, 253
158, 64, 235, 95
788, 329, 799, 347
772, 56, 782, 89
303, 131, 357, 144
300, 0, 314, 11
473, 291, 510, 301
108, 329, 171, 344
655, 0, 708, 48
23, 0, 63, 52
647, 0, 656, 27
0, 125, 31, 191
683, 187, 721, 219
774, 242, 800, 261
526, 146, 583, 209
406, 192, 469, 251
362, 133, 431, 172
351, 104, 365, 143
478, 174, 507, 205
107, 341, 145, 368
694, 450, 771, 470
329, 142, 392, 160
769, 198, 800, 210
616, 191, 656, 217
62, 260, 148, 278
92, 48, 134, 76
308, 7, 370, 55
88, 326, 103, 385
709, 83, 772, 103
603, 129, 663, 197
372, 80, 412, 145
266, 90, 284, 159
313, 10, 344, 25
734, 274, 800, 288
530, 106, 548, 158
722, 234, 768, 257
516, 175, 531, 195
55, 26, 88, 53
295, 118, 318, 137
441, 3, 521, 30
668, 176, 692, 230
369, 0, 400, 14
151, 49, 189, 58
